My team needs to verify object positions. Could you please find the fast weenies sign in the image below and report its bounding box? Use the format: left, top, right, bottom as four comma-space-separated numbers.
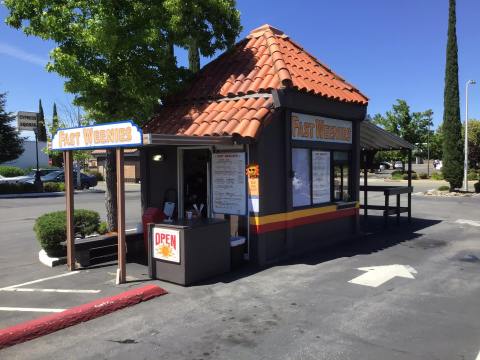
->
51, 121, 142, 150
291, 112, 352, 144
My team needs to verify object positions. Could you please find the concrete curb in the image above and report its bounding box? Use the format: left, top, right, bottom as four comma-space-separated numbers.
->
38, 250, 67, 267
0, 284, 167, 349
0, 189, 104, 199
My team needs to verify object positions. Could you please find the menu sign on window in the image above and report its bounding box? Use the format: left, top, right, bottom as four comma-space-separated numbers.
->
291, 112, 352, 144
212, 152, 246, 215
312, 151, 330, 204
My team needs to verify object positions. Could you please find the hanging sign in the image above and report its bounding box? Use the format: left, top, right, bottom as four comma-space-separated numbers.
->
312, 151, 331, 204
246, 164, 260, 213
212, 152, 246, 215
153, 227, 180, 263
291, 112, 352, 144
51, 121, 142, 151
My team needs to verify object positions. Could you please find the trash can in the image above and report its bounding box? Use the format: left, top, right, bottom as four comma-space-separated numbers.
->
230, 236, 246, 269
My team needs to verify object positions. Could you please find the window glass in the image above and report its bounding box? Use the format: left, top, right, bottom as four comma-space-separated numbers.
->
312, 151, 330, 204
292, 148, 311, 207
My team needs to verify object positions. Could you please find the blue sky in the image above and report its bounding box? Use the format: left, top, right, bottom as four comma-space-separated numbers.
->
1, 0, 479, 133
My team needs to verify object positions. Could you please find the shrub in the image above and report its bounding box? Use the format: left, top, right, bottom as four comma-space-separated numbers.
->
87, 171, 104, 182
98, 221, 108, 235
34, 209, 101, 257
43, 182, 65, 192
0, 166, 26, 177
419, 172, 428, 179
467, 170, 479, 181
438, 185, 450, 191
402, 172, 418, 180
0, 182, 37, 194
474, 182, 480, 193
431, 172, 444, 180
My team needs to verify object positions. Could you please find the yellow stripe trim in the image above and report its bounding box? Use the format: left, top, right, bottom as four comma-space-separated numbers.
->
250, 205, 337, 226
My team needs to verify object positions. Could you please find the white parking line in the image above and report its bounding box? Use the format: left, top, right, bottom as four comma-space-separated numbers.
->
0, 288, 100, 294
0, 271, 80, 290
0, 307, 65, 313
475, 349, 480, 360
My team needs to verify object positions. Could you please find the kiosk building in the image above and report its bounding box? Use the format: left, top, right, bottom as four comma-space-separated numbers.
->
141, 24, 368, 273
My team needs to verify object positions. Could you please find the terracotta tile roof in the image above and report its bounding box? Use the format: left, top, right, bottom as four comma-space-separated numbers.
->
144, 24, 367, 139
143, 95, 273, 139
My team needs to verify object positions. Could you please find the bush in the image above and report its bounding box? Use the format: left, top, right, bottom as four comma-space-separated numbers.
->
431, 172, 444, 180
98, 221, 108, 235
467, 170, 479, 181
87, 171, 104, 182
0, 182, 37, 194
474, 182, 480, 193
34, 209, 101, 257
0, 166, 26, 177
402, 172, 418, 180
43, 182, 65, 192
438, 185, 450, 191
419, 172, 428, 179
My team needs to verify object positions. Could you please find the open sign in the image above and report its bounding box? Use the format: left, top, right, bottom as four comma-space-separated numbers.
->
152, 228, 180, 263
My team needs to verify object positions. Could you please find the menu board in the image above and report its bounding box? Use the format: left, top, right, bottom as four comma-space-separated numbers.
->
212, 152, 246, 215
312, 151, 330, 204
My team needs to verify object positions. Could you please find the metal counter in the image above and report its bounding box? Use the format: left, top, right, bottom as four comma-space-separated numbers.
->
147, 219, 230, 286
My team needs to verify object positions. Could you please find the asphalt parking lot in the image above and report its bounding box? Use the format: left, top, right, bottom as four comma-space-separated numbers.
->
0, 184, 478, 359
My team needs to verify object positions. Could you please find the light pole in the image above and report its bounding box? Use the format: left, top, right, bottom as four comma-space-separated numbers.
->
464, 79, 476, 191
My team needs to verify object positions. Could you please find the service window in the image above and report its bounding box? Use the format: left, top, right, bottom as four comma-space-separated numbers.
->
333, 151, 350, 201
292, 148, 311, 207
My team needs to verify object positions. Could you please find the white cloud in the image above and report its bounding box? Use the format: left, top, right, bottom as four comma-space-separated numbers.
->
0, 42, 48, 67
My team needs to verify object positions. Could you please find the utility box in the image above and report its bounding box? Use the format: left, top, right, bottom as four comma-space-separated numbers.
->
148, 219, 230, 286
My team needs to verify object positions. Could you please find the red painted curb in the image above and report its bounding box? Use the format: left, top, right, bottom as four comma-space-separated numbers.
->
0, 284, 167, 349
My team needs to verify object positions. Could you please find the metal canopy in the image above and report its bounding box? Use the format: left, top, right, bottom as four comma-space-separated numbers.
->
360, 121, 413, 151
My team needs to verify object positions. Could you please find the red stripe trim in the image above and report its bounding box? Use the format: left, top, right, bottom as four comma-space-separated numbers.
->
251, 207, 357, 235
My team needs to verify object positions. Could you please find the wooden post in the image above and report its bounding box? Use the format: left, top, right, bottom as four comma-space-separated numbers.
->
116, 148, 126, 284
64, 151, 75, 271
407, 149, 412, 223
363, 152, 368, 229
396, 194, 400, 224
384, 192, 389, 227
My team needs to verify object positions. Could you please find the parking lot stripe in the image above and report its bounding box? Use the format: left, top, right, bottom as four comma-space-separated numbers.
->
0, 307, 65, 313
475, 350, 480, 360
0, 288, 100, 294
0, 271, 80, 290
455, 219, 480, 227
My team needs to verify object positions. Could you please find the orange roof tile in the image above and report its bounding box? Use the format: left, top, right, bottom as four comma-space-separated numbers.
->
143, 96, 273, 140
144, 24, 367, 139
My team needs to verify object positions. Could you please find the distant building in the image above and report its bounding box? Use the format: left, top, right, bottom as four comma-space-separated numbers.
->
89, 148, 140, 182
1, 140, 49, 169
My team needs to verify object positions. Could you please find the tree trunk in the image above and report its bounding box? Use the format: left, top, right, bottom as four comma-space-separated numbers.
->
188, 37, 200, 73
105, 148, 117, 231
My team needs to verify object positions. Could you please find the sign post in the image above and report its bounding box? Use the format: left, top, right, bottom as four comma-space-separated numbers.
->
52, 121, 143, 283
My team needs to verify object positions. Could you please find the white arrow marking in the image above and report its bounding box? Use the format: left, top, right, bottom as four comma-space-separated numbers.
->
349, 265, 417, 288
456, 219, 480, 227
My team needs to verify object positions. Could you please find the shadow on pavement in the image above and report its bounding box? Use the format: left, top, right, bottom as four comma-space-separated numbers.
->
199, 215, 441, 285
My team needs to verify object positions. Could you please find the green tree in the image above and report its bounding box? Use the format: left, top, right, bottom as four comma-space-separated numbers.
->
464, 120, 480, 169
0, 93, 24, 163
49, 102, 63, 167
372, 100, 433, 162
429, 126, 444, 161
37, 99, 47, 142
442, 0, 463, 189
5, 0, 241, 230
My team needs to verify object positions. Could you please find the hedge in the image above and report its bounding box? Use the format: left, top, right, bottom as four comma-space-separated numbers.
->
474, 182, 480, 193
0, 182, 37, 194
43, 182, 65, 192
34, 209, 101, 257
0, 166, 26, 177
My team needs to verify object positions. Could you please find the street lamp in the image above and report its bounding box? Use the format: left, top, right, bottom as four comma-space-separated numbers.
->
464, 79, 476, 191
